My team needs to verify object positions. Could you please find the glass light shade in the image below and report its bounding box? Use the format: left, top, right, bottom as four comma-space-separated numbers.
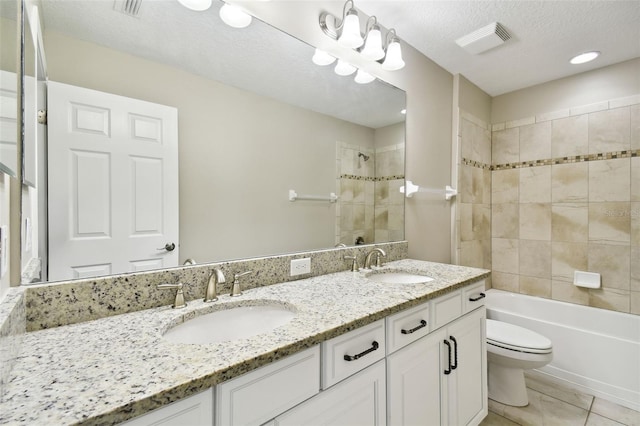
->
334, 59, 357, 76
312, 49, 337, 66
338, 11, 364, 49
354, 69, 375, 84
219, 3, 252, 28
382, 40, 405, 71
570, 51, 600, 65
177, 0, 212, 11
361, 27, 385, 60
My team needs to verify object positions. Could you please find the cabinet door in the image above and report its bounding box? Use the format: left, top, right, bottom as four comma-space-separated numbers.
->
216, 346, 320, 426
274, 360, 386, 426
387, 328, 446, 426
121, 388, 213, 426
445, 307, 487, 426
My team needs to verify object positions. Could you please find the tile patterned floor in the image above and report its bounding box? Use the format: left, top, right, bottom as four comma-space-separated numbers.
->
480, 371, 640, 426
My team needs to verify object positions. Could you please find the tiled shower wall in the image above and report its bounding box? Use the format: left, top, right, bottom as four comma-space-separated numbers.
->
457, 111, 492, 276
491, 97, 639, 314
336, 142, 404, 246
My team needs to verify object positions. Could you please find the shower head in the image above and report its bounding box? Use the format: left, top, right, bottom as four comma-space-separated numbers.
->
358, 152, 370, 161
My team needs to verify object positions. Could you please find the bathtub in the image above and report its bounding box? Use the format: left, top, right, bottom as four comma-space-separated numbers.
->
485, 289, 640, 411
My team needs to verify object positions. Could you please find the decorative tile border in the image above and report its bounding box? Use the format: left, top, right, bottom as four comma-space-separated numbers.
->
462, 149, 639, 171
461, 159, 492, 170
492, 149, 640, 170
340, 174, 405, 181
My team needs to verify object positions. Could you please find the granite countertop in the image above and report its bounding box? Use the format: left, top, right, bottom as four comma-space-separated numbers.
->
0, 259, 489, 425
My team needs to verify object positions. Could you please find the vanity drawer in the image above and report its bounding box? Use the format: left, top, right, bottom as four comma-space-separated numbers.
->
430, 289, 462, 331
321, 319, 386, 389
385, 302, 430, 354
463, 280, 487, 313
216, 346, 320, 426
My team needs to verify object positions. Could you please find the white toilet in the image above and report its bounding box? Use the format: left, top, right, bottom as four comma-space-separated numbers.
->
486, 319, 553, 406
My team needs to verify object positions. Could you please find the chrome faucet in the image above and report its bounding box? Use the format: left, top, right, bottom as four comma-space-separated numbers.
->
157, 282, 187, 308
344, 255, 360, 272
231, 270, 253, 297
205, 269, 225, 302
364, 248, 386, 269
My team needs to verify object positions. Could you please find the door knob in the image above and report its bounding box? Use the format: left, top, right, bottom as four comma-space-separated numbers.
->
157, 242, 176, 252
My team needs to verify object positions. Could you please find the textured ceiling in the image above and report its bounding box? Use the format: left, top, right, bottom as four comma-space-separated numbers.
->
38, 0, 406, 129
359, 0, 640, 96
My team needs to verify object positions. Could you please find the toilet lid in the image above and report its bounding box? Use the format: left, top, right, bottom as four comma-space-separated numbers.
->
486, 319, 552, 353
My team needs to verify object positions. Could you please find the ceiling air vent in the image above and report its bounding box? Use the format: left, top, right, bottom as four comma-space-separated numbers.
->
113, 0, 143, 17
455, 22, 511, 54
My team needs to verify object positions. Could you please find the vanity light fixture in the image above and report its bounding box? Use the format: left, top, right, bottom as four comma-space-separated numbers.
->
570, 51, 600, 65
319, 0, 405, 71
354, 69, 375, 84
312, 49, 337, 66
177, 0, 212, 11
219, 2, 252, 28
381, 30, 405, 71
360, 17, 385, 60
334, 59, 357, 76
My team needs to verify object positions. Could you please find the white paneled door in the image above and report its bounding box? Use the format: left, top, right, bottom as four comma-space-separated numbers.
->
47, 82, 178, 281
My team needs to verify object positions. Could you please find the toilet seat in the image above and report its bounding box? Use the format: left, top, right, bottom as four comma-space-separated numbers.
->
487, 319, 552, 354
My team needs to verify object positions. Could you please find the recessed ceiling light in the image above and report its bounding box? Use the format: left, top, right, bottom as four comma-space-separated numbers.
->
570, 51, 600, 65
400, 109, 407, 115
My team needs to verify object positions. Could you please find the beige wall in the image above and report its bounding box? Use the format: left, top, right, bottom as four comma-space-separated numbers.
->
241, 1, 455, 263
492, 58, 640, 123
45, 31, 376, 263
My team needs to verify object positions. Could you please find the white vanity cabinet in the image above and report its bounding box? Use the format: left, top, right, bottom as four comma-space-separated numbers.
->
122, 281, 487, 426
272, 360, 386, 426
121, 388, 214, 426
387, 286, 488, 426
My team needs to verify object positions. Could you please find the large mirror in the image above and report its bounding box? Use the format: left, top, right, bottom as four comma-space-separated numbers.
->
0, 0, 18, 177
24, 0, 406, 284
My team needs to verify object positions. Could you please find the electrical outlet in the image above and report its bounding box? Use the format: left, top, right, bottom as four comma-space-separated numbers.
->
290, 257, 311, 276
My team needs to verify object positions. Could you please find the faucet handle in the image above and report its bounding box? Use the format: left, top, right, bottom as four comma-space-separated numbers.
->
344, 255, 360, 272
157, 282, 187, 309
231, 270, 253, 297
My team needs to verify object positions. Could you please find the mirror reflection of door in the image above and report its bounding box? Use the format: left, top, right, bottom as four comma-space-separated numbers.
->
47, 81, 178, 281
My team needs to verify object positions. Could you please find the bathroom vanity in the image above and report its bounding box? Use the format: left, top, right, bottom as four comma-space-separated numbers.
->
0, 260, 489, 425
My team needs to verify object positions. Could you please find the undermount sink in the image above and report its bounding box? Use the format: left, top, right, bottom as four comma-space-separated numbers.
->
163, 303, 296, 345
366, 271, 434, 285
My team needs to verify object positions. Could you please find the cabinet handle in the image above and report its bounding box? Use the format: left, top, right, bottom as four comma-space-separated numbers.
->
450, 336, 458, 370
443, 340, 452, 375
343, 341, 379, 361
401, 319, 427, 335
468, 292, 486, 302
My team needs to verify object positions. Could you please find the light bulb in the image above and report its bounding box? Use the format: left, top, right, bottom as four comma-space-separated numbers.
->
382, 39, 405, 71
354, 69, 375, 84
312, 49, 337, 66
570, 51, 600, 65
177, 0, 212, 11
334, 59, 357, 76
219, 3, 252, 28
338, 10, 364, 49
361, 26, 385, 60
